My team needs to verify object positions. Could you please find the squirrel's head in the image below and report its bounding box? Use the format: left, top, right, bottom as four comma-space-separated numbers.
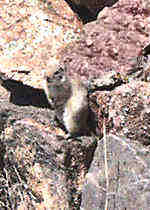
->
46, 67, 67, 85
44, 67, 72, 107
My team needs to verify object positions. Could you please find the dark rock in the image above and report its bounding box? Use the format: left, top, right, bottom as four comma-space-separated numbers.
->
69, 0, 118, 17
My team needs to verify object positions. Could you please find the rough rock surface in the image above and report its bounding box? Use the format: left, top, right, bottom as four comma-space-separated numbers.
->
81, 134, 150, 210
109, 81, 150, 145
0, 83, 97, 209
0, 0, 82, 89
61, 0, 150, 83
81, 79, 150, 209
1, 0, 150, 209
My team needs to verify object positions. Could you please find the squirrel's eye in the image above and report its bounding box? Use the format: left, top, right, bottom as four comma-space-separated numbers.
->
55, 73, 65, 81
54, 68, 64, 76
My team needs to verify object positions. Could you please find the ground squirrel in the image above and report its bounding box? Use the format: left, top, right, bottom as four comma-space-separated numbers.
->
43, 67, 89, 136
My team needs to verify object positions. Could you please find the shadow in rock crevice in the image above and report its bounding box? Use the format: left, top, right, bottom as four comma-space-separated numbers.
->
65, 0, 119, 24
0, 78, 51, 108
64, 139, 98, 209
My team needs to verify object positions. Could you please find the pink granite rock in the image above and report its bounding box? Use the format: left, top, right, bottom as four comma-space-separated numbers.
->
109, 81, 150, 145
61, 0, 150, 83
0, 0, 82, 88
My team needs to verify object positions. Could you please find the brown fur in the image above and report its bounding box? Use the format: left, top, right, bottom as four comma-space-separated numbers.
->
43, 68, 89, 135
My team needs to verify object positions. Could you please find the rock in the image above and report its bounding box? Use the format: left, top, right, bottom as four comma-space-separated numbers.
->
61, 0, 150, 83
89, 71, 123, 92
81, 80, 150, 209
0, 90, 97, 209
70, 0, 118, 15
0, 0, 82, 89
81, 134, 150, 210
109, 81, 150, 145
90, 80, 150, 146
1, 0, 150, 209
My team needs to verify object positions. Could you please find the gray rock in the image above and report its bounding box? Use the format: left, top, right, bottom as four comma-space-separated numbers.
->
81, 134, 150, 210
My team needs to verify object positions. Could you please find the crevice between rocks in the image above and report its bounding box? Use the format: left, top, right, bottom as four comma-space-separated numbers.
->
64, 138, 98, 209
65, 0, 119, 24
0, 77, 51, 108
